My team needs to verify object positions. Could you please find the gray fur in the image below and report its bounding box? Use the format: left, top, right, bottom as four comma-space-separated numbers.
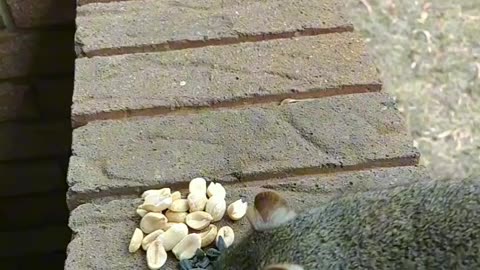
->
214, 178, 480, 269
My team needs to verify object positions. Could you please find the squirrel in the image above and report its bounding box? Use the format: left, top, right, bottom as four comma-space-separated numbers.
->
213, 177, 480, 270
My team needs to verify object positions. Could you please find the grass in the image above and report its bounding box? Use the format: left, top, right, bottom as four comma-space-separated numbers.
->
345, 0, 480, 181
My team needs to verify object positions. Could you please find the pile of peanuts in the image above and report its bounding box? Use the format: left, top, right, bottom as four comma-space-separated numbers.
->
127, 177, 248, 269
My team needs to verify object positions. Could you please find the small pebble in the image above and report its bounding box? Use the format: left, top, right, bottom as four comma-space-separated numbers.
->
197, 257, 210, 268
206, 248, 221, 259
195, 248, 206, 259
190, 256, 198, 265
180, 246, 225, 270
179, 259, 193, 270
216, 236, 227, 252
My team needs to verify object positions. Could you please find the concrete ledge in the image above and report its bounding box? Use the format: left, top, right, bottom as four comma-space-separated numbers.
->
75, 0, 353, 56
65, 166, 430, 269
72, 32, 381, 127
67, 92, 419, 209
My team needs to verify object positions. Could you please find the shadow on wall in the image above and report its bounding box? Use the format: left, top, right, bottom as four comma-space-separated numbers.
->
0, 0, 76, 268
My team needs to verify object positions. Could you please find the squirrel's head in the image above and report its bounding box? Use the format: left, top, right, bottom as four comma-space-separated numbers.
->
214, 190, 304, 270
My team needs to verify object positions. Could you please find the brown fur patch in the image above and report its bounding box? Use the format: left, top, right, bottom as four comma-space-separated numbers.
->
246, 191, 297, 231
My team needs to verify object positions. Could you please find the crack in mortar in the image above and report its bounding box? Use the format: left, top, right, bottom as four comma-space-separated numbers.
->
77, 26, 354, 58
72, 84, 382, 128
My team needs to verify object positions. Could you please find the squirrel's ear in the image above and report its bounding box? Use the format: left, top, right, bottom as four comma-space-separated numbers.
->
263, 263, 304, 270
246, 191, 296, 231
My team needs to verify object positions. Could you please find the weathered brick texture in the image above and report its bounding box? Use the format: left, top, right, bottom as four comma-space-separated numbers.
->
65, 166, 431, 270
67, 92, 419, 209
64, 0, 429, 268
0, 0, 75, 267
0, 78, 73, 122
72, 32, 381, 127
75, 0, 353, 56
0, 30, 74, 79
5, 0, 75, 28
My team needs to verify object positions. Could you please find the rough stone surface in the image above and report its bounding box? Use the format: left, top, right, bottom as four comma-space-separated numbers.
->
0, 160, 65, 197
65, 2, 426, 269
0, 82, 38, 121
6, 0, 75, 28
65, 166, 430, 270
0, 121, 71, 160
73, 33, 381, 126
75, 0, 353, 56
67, 92, 419, 209
0, 31, 74, 79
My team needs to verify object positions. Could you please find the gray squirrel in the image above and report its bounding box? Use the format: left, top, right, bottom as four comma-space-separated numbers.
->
213, 177, 480, 269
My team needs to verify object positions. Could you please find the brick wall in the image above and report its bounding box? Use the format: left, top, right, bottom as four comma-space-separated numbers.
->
64, 0, 429, 268
0, 1, 75, 268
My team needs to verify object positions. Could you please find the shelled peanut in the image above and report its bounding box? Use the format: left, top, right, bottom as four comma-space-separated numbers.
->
127, 177, 248, 270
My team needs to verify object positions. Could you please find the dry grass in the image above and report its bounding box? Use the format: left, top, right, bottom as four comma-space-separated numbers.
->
345, 0, 480, 181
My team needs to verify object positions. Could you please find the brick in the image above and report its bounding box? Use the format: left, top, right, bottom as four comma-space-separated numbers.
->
0, 82, 38, 121
0, 121, 71, 161
6, 0, 75, 28
72, 32, 381, 126
0, 78, 73, 122
65, 166, 430, 270
0, 160, 65, 197
1, 225, 71, 257
0, 30, 75, 79
0, 191, 69, 230
67, 92, 419, 209
75, 0, 353, 56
